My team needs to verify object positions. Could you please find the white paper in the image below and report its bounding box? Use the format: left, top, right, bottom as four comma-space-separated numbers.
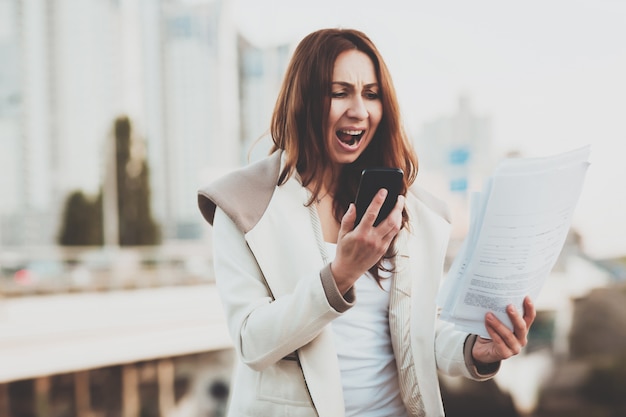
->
438, 146, 590, 338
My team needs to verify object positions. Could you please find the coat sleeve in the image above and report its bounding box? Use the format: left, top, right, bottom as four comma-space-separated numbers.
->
407, 187, 500, 381
212, 207, 354, 372
434, 318, 500, 380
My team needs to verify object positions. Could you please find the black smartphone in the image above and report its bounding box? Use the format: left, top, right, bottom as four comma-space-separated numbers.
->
354, 168, 404, 227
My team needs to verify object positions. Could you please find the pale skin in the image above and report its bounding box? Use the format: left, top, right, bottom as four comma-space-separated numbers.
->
308, 49, 536, 367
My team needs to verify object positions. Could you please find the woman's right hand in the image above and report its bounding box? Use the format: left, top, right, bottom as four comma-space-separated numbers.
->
331, 189, 405, 294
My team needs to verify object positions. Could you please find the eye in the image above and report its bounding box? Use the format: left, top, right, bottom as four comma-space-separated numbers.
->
332, 91, 347, 98
364, 91, 379, 100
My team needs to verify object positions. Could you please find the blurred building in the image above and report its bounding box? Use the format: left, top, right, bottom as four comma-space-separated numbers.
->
1, 0, 58, 246
0, 0, 245, 246
413, 94, 495, 240
158, 0, 225, 239
236, 35, 290, 163
1, 0, 143, 245
414, 94, 494, 195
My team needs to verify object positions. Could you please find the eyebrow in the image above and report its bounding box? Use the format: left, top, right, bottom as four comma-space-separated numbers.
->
331, 81, 379, 89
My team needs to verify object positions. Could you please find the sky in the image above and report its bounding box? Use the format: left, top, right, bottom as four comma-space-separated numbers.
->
231, 0, 626, 258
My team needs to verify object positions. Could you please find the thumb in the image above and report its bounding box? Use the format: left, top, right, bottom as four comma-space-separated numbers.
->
339, 203, 356, 238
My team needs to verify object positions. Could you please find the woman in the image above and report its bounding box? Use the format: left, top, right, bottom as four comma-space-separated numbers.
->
198, 28, 535, 417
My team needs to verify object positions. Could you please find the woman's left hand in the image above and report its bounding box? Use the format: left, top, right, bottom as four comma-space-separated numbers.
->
471, 296, 536, 365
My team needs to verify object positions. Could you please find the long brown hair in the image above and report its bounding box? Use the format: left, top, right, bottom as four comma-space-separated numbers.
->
270, 28, 418, 279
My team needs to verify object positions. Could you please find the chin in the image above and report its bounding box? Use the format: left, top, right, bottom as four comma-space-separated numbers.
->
329, 153, 362, 166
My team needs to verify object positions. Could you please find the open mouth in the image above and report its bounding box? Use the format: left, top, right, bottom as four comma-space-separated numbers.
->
337, 129, 364, 147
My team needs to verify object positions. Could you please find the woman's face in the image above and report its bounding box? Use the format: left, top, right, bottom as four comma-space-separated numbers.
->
325, 49, 382, 167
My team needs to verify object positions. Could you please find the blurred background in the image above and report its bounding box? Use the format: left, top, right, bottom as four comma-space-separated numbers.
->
0, 0, 625, 416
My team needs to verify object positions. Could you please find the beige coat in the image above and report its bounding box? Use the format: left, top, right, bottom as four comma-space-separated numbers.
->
198, 151, 497, 417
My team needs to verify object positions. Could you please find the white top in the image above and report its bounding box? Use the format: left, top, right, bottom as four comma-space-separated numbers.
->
325, 242, 408, 417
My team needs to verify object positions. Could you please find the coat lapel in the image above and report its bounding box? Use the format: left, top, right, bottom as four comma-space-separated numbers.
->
245, 177, 321, 297
390, 195, 450, 417
245, 177, 346, 417
389, 211, 427, 416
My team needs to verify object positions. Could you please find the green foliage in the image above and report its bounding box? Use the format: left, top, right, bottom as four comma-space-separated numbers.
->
58, 115, 161, 246
58, 191, 103, 246
113, 116, 162, 246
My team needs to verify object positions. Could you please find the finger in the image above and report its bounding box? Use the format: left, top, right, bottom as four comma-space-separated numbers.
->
522, 296, 536, 329
506, 304, 529, 346
339, 203, 356, 238
485, 312, 521, 356
379, 195, 405, 237
387, 194, 405, 221
361, 189, 387, 227
483, 315, 512, 360
484, 313, 506, 344
393, 194, 405, 220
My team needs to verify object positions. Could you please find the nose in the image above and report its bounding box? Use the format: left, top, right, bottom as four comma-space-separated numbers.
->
347, 96, 368, 120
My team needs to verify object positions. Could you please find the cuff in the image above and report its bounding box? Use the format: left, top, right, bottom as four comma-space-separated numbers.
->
320, 263, 355, 313
463, 334, 501, 379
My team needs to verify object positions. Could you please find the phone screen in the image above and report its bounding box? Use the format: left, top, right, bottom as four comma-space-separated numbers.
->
354, 168, 404, 226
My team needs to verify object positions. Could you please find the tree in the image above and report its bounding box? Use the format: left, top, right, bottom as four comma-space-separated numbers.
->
58, 115, 161, 247
112, 116, 161, 246
58, 191, 103, 246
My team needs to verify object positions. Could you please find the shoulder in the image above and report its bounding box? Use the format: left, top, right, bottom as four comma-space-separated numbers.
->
197, 151, 282, 233
407, 184, 451, 224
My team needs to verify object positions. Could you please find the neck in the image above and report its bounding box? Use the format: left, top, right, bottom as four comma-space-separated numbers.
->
311, 168, 336, 197
315, 191, 330, 204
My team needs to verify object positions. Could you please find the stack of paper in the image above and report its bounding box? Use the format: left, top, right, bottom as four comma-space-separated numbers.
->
437, 145, 591, 338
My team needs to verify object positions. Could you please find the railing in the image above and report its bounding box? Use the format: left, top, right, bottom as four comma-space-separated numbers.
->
0, 242, 214, 297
